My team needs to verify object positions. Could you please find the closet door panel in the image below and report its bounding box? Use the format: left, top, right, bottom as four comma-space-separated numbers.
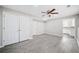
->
3, 12, 19, 45
20, 16, 30, 41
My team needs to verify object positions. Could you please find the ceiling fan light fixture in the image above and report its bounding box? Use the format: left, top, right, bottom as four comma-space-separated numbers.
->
67, 5, 71, 7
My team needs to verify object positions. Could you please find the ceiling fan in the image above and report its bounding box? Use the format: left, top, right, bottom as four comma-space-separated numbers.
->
41, 8, 58, 17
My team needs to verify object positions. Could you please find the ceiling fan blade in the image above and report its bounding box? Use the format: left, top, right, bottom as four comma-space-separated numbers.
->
49, 9, 56, 13
50, 12, 58, 14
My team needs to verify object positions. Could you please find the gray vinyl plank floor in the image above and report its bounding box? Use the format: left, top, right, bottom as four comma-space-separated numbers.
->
0, 34, 79, 53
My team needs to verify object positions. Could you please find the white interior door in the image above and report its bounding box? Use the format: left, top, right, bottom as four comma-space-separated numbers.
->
20, 15, 32, 41
3, 12, 19, 46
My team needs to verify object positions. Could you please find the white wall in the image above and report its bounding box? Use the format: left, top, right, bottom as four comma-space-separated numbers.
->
0, 6, 3, 47
75, 15, 79, 37
63, 18, 75, 37
75, 15, 79, 46
63, 18, 75, 27
45, 19, 63, 37
32, 21, 44, 35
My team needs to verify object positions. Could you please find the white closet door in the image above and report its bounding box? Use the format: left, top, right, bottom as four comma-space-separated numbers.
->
20, 16, 32, 41
3, 12, 19, 46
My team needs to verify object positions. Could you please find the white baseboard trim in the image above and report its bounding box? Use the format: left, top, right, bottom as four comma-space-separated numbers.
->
32, 33, 62, 38
0, 46, 4, 48
32, 33, 44, 36
52, 34, 62, 37
44, 33, 62, 37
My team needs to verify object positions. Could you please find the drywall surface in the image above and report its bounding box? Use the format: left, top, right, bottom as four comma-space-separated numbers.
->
76, 15, 79, 27
75, 15, 79, 45
0, 7, 3, 47
45, 19, 63, 37
32, 21, 44, 35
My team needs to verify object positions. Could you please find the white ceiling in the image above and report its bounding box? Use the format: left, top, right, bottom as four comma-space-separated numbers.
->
2, 5, 79, 21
